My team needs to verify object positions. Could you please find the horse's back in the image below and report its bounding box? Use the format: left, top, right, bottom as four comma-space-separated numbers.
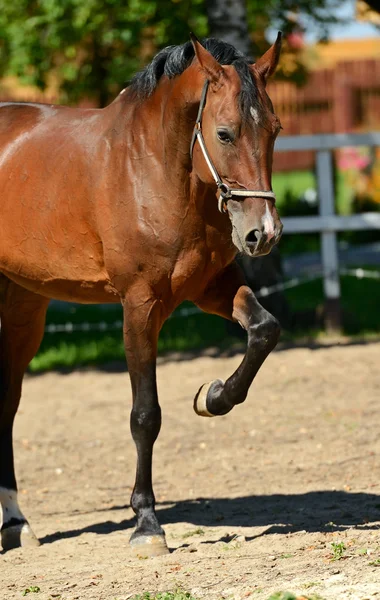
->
0, 100, 54, 124
0, 102, 59, 155
0, 102, 115, 303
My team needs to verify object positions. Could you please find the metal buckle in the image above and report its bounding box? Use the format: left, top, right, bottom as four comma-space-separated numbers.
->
217, 183, 231, 213
218, 196, 226, 214
218, 189, 231, 214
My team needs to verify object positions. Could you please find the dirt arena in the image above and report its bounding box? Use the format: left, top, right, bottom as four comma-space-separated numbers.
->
1, 340, 380, 599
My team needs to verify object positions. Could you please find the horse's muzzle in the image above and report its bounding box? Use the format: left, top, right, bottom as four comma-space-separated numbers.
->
244, 222, 283, 257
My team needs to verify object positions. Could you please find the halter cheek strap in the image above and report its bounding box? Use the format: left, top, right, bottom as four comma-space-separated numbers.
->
190, 80, 276, 213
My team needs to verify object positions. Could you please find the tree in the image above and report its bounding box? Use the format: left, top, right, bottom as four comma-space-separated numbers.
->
0, 0, 207, 107
205, 0, 253, 57
0, 0, 345, 106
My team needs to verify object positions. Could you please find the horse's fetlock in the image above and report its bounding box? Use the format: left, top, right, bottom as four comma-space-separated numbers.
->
131, 490, 155, 514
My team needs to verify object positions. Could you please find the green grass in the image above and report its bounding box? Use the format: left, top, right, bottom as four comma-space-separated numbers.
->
30, 303, 230, 372
272, 169, 352, 216
271, 168, 380, 255
285, 270, 380, 335
181, 527, 205, 539
28, 267, 380, 373
273, 170, 316, 207
273, 170, 321, 257
22, 588, 40, 597
330, 541, 346, 561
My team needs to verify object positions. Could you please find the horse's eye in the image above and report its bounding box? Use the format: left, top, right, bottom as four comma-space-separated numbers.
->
217, 128, 234, 144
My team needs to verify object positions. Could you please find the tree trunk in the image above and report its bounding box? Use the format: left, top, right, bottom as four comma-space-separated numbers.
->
93, 39, 109, 108
205, 0, 253, 58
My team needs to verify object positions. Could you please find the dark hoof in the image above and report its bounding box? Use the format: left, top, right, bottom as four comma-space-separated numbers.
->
129, 533, 169, 557
1, 523, 40, 551
194, 379, 224, 417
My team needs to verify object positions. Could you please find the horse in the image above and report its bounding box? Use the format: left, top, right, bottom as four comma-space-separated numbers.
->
0, 33, 283, 557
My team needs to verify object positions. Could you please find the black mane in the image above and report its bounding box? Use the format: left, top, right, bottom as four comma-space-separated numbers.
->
129, 38, 259, 119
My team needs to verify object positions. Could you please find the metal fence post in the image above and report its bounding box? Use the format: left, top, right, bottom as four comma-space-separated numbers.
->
316, 150, 342, 332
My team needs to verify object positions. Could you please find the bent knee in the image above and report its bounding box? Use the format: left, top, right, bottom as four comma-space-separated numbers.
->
249, 311, 280, 348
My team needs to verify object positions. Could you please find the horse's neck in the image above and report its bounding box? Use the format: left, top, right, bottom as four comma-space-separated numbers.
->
113, 74, 210, 210
160, 74, 214, 207
111, 82, 233, 264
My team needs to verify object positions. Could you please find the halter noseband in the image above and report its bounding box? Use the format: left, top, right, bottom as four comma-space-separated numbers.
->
190, 80, 276, 213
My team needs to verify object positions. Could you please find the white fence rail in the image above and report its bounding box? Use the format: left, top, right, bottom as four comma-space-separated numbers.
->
44, 133, 380, 336
275, 132, 380, 330
44, 267, 380, 335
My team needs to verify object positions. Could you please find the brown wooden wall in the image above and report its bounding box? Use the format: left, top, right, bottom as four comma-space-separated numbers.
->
268, 59, 380, 172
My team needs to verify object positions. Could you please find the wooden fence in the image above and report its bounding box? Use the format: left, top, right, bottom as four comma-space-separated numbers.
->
277, 131, 380, 330
269, 59, 380, 172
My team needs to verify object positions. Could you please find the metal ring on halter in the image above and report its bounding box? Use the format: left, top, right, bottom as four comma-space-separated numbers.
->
218, 182, 231, 199
217, 183, 231, 214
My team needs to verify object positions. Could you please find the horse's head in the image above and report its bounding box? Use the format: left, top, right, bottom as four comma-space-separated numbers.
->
190, 34, 283, 257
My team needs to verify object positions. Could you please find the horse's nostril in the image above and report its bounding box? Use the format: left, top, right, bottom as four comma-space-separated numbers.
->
245, 229, 262, 247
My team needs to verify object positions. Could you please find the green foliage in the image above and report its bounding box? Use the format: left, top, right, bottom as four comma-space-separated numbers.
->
330, 541, 346, 560
182, 527, 205, 538
22, 588, 40, 597
0, 0, 344, 105
267, 594, 297, 600
0, 0, 207, 105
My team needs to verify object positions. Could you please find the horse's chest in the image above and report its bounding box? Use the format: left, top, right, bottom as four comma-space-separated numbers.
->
170, 242, 232, 302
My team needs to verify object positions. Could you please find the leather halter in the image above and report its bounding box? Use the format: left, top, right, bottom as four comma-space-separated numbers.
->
190, 80, 276, 213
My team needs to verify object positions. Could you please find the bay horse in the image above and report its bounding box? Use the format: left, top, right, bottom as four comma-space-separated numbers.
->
0, 34, 283, 556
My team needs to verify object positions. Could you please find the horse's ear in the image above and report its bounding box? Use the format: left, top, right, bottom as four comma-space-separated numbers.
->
253, 32, 282, 84
190, 33, 224, 84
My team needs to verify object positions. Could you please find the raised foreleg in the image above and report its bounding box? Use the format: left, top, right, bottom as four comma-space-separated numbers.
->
194, 262, 280, 417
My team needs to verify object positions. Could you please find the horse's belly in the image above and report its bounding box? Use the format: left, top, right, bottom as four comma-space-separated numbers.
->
0, 239, 118, 303
0, 264, 119, 303
0, 199, 117, 302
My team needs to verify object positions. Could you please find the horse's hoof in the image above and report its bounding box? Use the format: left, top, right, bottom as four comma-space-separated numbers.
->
1, 522, 40, 551
130, 534, 169, 558
194, 380, 223, 417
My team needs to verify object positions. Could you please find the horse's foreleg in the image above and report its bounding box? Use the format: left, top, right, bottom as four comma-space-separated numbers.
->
122, 291, 168, 557
194, 262, 280, 417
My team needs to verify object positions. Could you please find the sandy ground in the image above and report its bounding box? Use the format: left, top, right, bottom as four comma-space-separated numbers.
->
1, 340, 380, 600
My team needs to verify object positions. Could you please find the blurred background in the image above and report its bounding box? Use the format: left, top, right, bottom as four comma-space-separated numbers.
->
1, 0, 379, 371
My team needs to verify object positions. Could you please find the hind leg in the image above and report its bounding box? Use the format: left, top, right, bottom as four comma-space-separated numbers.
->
0, 279, 49, 550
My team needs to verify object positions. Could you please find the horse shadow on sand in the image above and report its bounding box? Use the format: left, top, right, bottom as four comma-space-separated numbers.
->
39, 490, 380, 547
